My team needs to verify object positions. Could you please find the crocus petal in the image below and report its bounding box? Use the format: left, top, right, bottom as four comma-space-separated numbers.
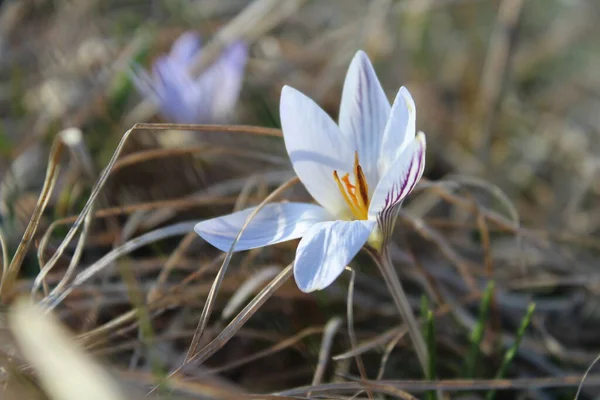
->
152, 58, 210, 123
280, 85, 356, 217
151, 58, 191, 118
368, 132, 426, 235
170, 31, 202, 64
133, 32, 211, 124
294, 219, 376, 292
338, 50, 391, 187
194, 202, 331, 252
378, 86, 416, 175
203, 41, 248, 121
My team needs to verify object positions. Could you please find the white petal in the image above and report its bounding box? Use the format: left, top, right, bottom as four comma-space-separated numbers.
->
194, 202, 330, 252
368, 132, 426, 221
280, 86, 355, 216
294, 220, 376, 293
378, 86, 416, 176
338, 50, 391, 187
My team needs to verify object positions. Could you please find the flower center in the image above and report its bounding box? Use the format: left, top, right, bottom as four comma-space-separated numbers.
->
333, 151, 370, 220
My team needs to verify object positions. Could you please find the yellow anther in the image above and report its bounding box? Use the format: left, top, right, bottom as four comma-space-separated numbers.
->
333, 171, 363, 218
333, 152, 370, 220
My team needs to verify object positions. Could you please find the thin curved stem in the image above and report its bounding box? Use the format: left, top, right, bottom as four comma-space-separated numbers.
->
367, 245, 442, 400
368, 246, 428, 371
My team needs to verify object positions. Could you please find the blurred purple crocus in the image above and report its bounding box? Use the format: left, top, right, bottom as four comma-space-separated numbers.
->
132, 31, 248, 124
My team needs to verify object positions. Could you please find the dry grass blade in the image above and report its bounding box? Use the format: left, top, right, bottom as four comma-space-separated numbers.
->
333, 325, 405, 361
79, 254, 226, 347
423, 179, 524, 239
147, 231, 197, 304
376, 329, 407, 380
43, 203, 94, 298
184, 175, 300, 362
574, 353, 600, 400
0, 228, 8, 285
0, 138, 64, 303
333, 290, 482, 361
30, 124, 137, 302
402, 212, 478, 290
278, 375, 600, 396
221, 265, 282, 320
278, 380, 419, 399
33, 123, 283, 303
345, 267, 372, 399
113, 146, 288, 173
41, 221, 198, 310
437, 176, 520, 233
310, 317, 342, 389
8, 298, 129, 400
203, 326, 325, 375
119, 369, 294, 400
38, 195, 244, 237
132, 123, 282, 137
447, 175, 525, 278
152, 264, 294, 394
188, 263, 293, 365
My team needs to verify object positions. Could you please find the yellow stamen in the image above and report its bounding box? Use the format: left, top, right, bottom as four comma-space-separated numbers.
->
354, 153, 369, 212
333, 171, 363, 219
333, 151, 370, 220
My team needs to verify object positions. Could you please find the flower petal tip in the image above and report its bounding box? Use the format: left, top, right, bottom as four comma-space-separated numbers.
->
349, 50, 375, 73
170, 31, 202, 62
292, 220, 375, 294
193, 221, 217, 248
225, 41, 249, 64
294, 279, 317, 293
416, 131, 426, 146
353, 49, 370, 61
281, 84, 296, 97
294, 266, 330, 293
399, 85, 412, 98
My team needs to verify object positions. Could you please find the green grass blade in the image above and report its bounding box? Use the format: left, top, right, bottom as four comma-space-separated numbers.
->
425, 309, 437, 400
486, 303, 536, 400
465, 281, 495, 378
420, 296, 437, 400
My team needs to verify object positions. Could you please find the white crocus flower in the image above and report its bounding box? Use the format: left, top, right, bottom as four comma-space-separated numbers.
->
195, 50, 426, 293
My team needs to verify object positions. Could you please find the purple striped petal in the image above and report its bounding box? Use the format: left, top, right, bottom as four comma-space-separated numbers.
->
368, 132, 426, 238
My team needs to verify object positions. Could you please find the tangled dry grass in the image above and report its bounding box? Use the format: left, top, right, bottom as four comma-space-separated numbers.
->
1, 0, 600, 399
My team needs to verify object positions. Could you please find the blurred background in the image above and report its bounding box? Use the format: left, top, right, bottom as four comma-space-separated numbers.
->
1, 0, 600, 399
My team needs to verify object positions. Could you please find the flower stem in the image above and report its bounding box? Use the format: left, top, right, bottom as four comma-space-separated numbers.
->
367, 245, 442, 400
370, 246, 428, 370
